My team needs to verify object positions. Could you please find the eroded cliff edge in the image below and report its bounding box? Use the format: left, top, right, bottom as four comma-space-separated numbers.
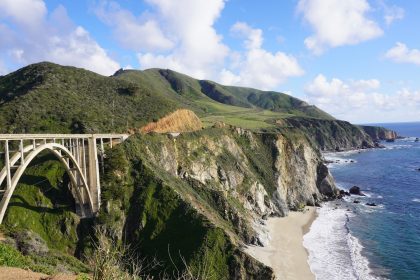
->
277, 117, 397, 151
95, 126, 338, 279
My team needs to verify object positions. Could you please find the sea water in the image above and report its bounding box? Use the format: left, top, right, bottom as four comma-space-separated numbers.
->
304, 122, 420, 280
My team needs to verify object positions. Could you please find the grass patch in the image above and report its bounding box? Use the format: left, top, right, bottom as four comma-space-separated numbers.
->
0, 242, 89, 275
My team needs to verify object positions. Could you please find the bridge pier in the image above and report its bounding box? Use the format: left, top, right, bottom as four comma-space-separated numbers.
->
0, 134, 128, 224
88, 136, 101, 213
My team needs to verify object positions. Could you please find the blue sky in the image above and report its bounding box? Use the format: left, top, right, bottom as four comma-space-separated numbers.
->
0, 0, 419, 123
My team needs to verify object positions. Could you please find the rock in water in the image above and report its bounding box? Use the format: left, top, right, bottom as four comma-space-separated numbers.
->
339, 189, 350, 197
366, 202, 377, 207
337, 190, 350, 199
349, 186, 365, 196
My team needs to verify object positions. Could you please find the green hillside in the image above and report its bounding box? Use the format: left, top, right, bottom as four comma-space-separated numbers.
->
0, 62, 178, 133
0, 62, 334, 133
114, 68, 335, 129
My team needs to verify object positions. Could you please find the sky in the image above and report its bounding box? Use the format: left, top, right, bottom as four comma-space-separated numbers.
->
0, 0, 419, 123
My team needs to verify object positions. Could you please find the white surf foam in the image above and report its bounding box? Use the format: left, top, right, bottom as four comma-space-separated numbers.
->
412, 198, 420, 203
383, 144, 412, 150
303, 203, 383, 280
324, 153, 357, 169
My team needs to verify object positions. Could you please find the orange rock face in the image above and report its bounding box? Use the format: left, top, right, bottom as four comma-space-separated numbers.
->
139, 109, 203, 134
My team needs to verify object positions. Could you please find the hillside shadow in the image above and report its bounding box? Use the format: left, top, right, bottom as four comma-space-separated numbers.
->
19, 173, 75, 204
8, 194, 73, 213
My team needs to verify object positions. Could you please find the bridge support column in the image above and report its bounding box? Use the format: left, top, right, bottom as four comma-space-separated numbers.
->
88, 136, 100, 213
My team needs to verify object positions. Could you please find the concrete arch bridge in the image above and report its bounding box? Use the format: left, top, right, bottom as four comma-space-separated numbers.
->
0, 134, 128, 224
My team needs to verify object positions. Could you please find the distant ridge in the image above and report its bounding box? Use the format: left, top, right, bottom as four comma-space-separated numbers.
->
113, 68, 335, 121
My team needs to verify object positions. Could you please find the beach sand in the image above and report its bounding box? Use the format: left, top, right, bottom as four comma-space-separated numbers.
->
246, 207, 317, 280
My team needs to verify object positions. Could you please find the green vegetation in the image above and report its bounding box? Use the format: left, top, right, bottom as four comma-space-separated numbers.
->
0, 62, 336, 134
0, 242, 89, 275
0, 62, 178, 133
96, 138, 236, 279
3, 154, 80, 253
0, 153, 92, 275
115, 68, 335, 130
0, 242, 30, 268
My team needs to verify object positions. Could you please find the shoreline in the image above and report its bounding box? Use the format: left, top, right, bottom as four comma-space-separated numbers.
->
246, 207, 317, 280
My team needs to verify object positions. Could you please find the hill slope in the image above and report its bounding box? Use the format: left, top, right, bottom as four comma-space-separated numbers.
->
0, 63, 335, 133
0, 62, 179, 133
114, 68, 335, 127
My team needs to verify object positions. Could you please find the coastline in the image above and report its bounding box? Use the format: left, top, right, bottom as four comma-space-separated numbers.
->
246, 207, 317, 280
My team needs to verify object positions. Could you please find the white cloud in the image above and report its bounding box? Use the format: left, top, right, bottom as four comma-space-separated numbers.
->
136, 0, 229, 80
0, 1, 119, 75
304, 74, 420, 122
351, 79, 381, 91
218, 22, 304, 90
231, 22, 263, 50
297, 0, 383, 54
385, 42, 420, 65
95, 1, 173, 52
380, 1, 404, 26
0, 0, 46, 28
46, 26, 120, 75
396, 88, 420, 107
94, 1, 302, 89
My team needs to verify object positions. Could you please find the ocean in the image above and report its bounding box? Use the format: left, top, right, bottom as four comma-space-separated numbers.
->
304, 122, 420, 280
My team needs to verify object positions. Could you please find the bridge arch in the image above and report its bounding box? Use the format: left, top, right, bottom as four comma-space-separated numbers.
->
0, 142, 94, 224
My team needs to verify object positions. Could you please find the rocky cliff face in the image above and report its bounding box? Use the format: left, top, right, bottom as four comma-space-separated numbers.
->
360, 125, 398, 141
279, 117, 377, 151
0, 122, 344, 279
144, 126, 337, 216
96, 126, 338, 279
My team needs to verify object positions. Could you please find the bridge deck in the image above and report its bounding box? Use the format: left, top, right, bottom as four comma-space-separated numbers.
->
0, 134, 129, 140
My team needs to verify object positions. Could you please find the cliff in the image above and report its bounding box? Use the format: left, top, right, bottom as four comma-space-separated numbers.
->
360, 125, 398, 141
278, 117, 379, 151
93, 126, 338, 279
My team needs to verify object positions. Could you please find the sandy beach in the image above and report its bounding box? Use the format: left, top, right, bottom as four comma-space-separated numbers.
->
246, 207, 317, 280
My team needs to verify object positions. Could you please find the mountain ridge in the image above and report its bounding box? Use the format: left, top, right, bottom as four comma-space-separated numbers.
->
113, 67, 335, 121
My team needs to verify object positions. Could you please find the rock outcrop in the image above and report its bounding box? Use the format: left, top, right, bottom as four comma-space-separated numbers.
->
349, 186, 365, 196
142, 127, 338, 246
278, 117, 377, 151
360, 125, 398, 141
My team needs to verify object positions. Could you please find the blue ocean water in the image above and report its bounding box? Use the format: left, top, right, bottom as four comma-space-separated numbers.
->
304, 122, 420, 280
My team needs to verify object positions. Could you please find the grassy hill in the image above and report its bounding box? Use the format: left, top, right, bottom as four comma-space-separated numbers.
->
114, 68, 335, 130
0, 62, 334, 133
0, 62, 178, 133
